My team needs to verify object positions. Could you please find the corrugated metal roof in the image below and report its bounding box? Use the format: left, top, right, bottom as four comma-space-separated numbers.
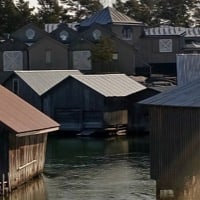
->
145, 26, 200, 37
140, 79, 200, 107
185, 28, 200, 37
80, 7, 142, 27
71, 74, 146, 97
14, 70, 82, 96
0, 85, 59, 134
144, 26, 185, 36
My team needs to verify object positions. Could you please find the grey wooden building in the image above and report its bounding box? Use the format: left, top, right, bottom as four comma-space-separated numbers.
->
176, 54, 200, 86
0, 85, 59, 195
43, 74, 146, 133
140, 79, 200, 198
2, 70, 82, 111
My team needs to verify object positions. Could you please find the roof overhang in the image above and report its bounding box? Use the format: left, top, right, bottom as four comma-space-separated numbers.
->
16, 126, 59, 137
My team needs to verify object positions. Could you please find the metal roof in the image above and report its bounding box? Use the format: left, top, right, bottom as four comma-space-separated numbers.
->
140, 79, 200, 108
14, 70, 82, 96
0, 85, 59, 134
144, 26, 200, 37
185, 28, 200, 37
80, 7, 142, 27
71, 74, 146, 97
144, 26, 185, 36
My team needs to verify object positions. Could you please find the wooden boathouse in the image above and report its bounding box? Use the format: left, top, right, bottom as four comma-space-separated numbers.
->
140, 78, 200, 199
0, 85, 59, 195
43, 74, 146, 134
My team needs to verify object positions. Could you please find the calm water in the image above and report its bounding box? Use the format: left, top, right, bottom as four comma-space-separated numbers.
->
1, 135, 156, 200
44, 135, 156, 200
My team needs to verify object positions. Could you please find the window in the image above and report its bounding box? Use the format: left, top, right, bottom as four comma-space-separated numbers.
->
13, 79, 19, 94
122, 26, 133, 40
45, 50, 52, 64
159, 39, 172, 52
112, 53, 118, 60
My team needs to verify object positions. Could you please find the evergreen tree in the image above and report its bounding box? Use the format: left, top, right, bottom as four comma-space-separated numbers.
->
60, 0, 103, 22
114, 0, 157, 25
0, 0, 20, 33
15, 0, 37, 27
91, 37, 116, 73
154, 0, 198, 27
36, 0, 64, 25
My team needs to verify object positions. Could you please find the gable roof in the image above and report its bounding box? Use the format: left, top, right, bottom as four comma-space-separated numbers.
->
80, 7, 142, 27
28, 34, 69, 50
14, 70, 82, 96
0, 85, 59, 135
140, 78, 200, 108
71, 74, 146, 97
50, 23, 79, 44
11, 23, 49, 40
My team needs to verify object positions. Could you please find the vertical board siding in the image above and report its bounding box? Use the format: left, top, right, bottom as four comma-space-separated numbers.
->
9, 133, 48, 189
177, 54, 200, 86
150, 106, 200, 186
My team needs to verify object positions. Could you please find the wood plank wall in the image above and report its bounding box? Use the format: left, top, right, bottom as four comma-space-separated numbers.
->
149, 106, 200, 186
9, 133, 48, 190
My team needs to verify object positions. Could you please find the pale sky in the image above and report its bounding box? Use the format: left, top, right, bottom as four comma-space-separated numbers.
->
27, 0, 38, 8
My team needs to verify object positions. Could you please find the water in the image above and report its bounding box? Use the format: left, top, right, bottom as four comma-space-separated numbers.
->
1, 135, 156, 200
44, 135, 156, 200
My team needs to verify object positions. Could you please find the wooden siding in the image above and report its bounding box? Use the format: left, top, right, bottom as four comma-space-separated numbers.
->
9, 133, 48, 189
3, 76, 42, 110
149, 106, 200, 183
177, 54, 200, 86
0, 127, 9, 183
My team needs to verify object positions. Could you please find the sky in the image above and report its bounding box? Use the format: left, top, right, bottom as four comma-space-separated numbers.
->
24, 0, 116, 8
27, 0, 38, 8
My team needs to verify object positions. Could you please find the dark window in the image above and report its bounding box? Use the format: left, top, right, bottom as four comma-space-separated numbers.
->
13, 79, 19, 94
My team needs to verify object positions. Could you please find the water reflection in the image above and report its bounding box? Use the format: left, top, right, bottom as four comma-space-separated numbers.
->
156, 146, 200, 200
0, 176, 47, 200
44, 136, 155, 200
2, 135, 200, 199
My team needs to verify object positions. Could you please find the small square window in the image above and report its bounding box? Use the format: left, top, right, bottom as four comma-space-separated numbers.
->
112, 53, 118, 60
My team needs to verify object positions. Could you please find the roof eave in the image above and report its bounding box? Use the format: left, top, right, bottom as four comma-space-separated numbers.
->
16, 126, 60, 137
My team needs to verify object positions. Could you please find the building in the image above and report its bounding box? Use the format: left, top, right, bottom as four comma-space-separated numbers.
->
140, 78, 200, 198
0, 85, 59, 194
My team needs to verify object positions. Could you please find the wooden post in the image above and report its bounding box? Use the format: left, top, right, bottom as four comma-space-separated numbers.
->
8, 172, 11, 193
2, 174, 5, 196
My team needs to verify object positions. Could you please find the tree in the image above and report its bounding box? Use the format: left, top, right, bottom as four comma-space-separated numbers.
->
114, 0, 200, 27
60, 0, 103, 22
36, 0, 64, 25
15, 0, 37, 28
91, 37, 116, 73
114, 0, 158, 26
155, 0, 197, 27
0, 0, 20, 33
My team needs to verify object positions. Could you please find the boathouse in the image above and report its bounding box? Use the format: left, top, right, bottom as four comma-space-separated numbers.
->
2, 70, 82, 111
0, 85, 59, 194
43, 74, 146, 133
140, 79, 200, 198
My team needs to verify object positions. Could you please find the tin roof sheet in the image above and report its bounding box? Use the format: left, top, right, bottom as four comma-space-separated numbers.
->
145, 26, 200, 37
0, 85, 59, 134
144, 26, 185, 36
80, 7, 142, 27
15, 70, 82, 96
140, 79, 200, 107
72, 74, 146, 97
